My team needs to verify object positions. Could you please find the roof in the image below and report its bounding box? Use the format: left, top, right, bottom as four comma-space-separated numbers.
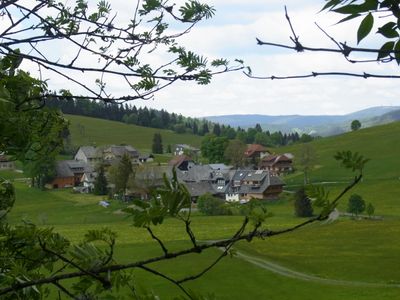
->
209, 164, 232, 171
55, 160, 93, 178
261, 154, 293, 166
0, 154, 12, 162
244, 144, 269, 157
184, 181, 215, 197
77, 146, 101, 159
168, 155, 193, 167
104, 145, 139, 158
227, 169, 284, 195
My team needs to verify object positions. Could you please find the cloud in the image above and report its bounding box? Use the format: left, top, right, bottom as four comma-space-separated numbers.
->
8, 0, 400, 117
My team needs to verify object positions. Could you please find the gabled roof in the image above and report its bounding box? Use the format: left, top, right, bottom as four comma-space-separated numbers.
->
244, 144, 269, 157
0, 154, 12, 162
261, 154, 292, 165
227, 169, 284, 195
168, 155, 193, 167
55, 160, 93, 178
104, 145, 139, 158
77, 146, 101, 159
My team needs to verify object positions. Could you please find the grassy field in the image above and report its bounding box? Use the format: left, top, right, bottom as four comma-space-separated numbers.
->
278, 121, 400, 183
5, 178, 400, 299
66, 114, 203, 153
3, 121, 400, 299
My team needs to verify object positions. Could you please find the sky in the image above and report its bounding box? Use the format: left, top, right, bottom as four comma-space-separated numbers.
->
11, 0, 400, 117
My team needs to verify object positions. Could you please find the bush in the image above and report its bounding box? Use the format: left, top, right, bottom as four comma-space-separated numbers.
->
347, 194, 366, 216
294, 187, 313, 217
197, 193, 231, 216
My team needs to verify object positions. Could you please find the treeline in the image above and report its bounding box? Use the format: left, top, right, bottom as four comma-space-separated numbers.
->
46, 97, 314, 147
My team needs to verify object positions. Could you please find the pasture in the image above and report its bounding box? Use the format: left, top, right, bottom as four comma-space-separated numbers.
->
5, 177, 399, 299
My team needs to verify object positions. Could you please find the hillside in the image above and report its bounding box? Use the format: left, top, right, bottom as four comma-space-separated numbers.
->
4, 120, 400, 299
205, 106, 400, 136
275, 121, 400, 216
66, 114, 203, 153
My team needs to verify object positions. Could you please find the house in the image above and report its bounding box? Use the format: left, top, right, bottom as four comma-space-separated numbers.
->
51, 160, 93, 189
74, 146, 102, 167
173, 144, 200, 156
225, 169, 284, 202
81, 171, 97, 192
103, 145, 140, 165
259, 154, 293, 176
244, 144, 271, 160
0, 153, 15, 170
127, 165, 174, 200
168, 155, 195, 171
175, 164, 235, 201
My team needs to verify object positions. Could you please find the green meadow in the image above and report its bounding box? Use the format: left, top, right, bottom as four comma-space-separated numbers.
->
66, 114, 203, 153
3, 120, 400, 299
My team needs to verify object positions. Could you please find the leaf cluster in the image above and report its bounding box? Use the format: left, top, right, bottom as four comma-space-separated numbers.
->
124, 169, 191, 227
323, 0, 400, 63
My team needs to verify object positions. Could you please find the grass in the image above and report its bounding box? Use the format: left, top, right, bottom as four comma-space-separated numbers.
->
3, 121, 400, 299
6, 180, 400, 299
279, 121, 400, 183
66, 114, 203, 153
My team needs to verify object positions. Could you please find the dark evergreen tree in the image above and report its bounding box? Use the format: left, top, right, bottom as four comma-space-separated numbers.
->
294, 187, 313, 217
93, 165, 108, 195
213, 123, 221, 136
152, 133, 163, 154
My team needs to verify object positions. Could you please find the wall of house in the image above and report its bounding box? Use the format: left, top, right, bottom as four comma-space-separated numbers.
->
0, 162, 15, 169
225, 193, 240, 202
51, 177, 75, 189
74, 149, 88, 163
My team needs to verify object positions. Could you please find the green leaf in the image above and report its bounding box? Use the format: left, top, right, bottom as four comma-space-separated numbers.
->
336, 13, 361, 25
394, 40, 400, 64
357, 13, 374, 44
377, 22, 399, 38
377, 41, 395, 60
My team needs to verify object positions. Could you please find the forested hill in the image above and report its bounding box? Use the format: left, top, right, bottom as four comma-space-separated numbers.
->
46, 97, 211, 137
46, 98, 315, 147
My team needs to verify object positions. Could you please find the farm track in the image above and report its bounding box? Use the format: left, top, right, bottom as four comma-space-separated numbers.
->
235, 250, 400, 288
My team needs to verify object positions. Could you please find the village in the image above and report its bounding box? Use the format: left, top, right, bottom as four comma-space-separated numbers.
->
4, 143, 294, 204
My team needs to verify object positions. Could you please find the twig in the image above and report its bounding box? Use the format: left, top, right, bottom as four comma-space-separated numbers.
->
146, 226, 169, 256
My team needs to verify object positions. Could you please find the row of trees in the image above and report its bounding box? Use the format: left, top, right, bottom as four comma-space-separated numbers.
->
47, 97, 314, 148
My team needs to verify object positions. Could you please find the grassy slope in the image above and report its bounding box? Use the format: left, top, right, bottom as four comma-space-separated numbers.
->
66, 114, 203, 153
3, 121, 400, 299
281, 121, 400, 182
6, 182, 400, 299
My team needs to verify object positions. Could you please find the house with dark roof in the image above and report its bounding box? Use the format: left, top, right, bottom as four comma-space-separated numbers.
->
225, 169, 284, 202
168, 155, 195, 171
74, 146, 102, 167
51, 160, 93, 189
0, 153, 15, 170
244, 144, 271, 160
259, 154, 293, 176
103, 145, 140, 165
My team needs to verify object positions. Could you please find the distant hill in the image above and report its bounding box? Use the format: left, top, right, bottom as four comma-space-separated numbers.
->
66, 115, 203, 153
205, 106, 400, 136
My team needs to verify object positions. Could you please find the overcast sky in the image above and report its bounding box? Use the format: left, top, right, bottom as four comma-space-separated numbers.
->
15, 0, 400, 117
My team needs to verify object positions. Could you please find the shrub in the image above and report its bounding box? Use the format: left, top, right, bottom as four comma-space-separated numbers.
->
197, 193, 230, 216
347, 194, 366, 216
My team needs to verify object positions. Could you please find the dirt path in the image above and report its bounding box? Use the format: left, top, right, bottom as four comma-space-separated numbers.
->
235, 250, 400, 288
